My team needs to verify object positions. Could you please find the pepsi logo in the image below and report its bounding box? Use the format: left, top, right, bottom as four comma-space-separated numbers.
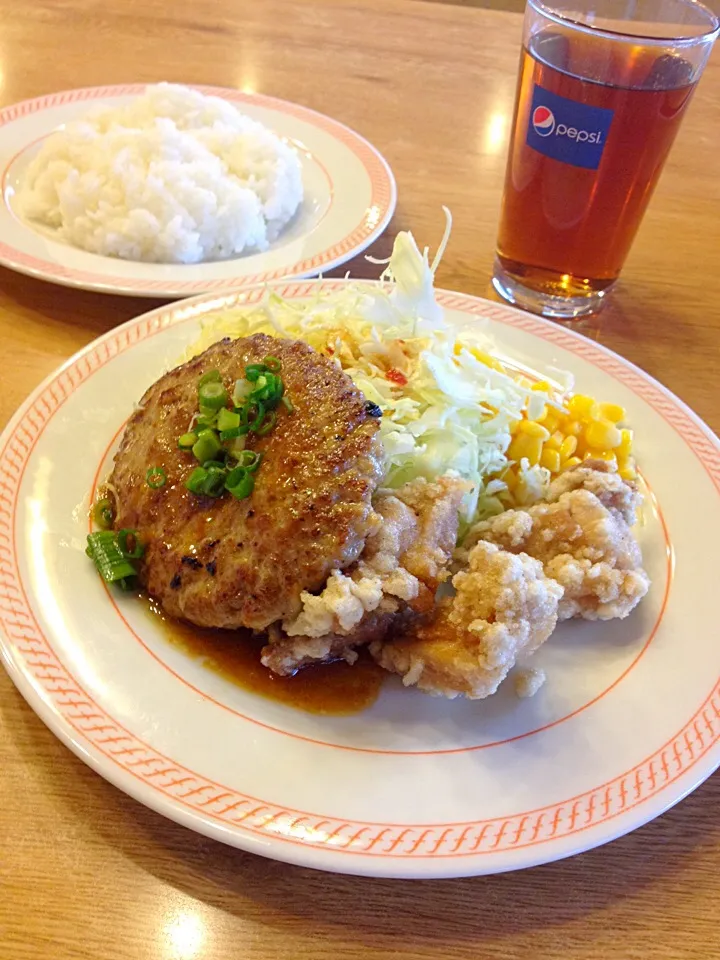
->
526, 84, 612, 169
532, 106, 555, 137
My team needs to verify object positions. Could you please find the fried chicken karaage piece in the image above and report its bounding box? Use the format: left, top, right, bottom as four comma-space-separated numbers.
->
465, 466, 649, 621
371, 541, 563, 699
546, 458, 641, 526
383, 473, 467, 592
260, 475, 468, 675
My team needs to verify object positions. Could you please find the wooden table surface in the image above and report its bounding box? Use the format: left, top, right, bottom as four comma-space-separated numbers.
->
1, 1, 719, 958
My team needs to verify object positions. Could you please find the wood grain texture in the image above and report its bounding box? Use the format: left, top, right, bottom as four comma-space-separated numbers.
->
0, 1, 718, 958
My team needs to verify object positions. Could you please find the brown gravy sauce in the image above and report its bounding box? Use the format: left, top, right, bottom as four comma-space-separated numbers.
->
144, 597, 384, 715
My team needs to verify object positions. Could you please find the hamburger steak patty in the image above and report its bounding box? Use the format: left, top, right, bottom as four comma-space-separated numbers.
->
110, 334, 384, 630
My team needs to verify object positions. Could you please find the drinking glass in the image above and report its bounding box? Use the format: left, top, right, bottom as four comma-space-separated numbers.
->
493, 0, 720, 320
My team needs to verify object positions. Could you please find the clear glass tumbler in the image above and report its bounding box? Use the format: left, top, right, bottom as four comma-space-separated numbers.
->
492, 0, 719, 320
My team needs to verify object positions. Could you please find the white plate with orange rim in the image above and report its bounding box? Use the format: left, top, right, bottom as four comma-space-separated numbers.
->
0, 84, 396, 297
1, 282, 718, 879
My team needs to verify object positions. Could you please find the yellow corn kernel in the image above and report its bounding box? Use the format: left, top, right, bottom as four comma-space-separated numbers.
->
525, 438, 543, 466
498, 467, 517, 491
533, 405, 549, 424
540, 447, 561, 473
514, 476, 529, 501
499, 466, 518, 491
619, 464, 637, 481
531, 381, 551, 392
508, 434, 543, 466
518, 419, 551, 440
508, 419, 520, 434
585, 419, 622, 450
466, 346, 507, 373
568, 394, 600, 422
507, 435, 528, 462
561, 456, 582, 472
599, 402, 626, 424
545, 430, 564, 451
586, 450, 617, 465
559, 435, 577, 460
542, 412, 560, 433
618, 428, 633, 455
564, 419, 583, 437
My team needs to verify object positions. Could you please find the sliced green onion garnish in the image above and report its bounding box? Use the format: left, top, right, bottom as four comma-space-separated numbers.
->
192, 428, 222, 464
267, 373, 281, 395
225, 465, 246, 488
198, 369, 222, 387
117, 528, 144, 560
256, 411, 277, 436
202, 466, 227, 497
282, 396, 294, 413
186, 467, 208, 494
92, 497, 115, 530
233, 378, 253, 405
196, 413, 218, 430
225, 466, 255, 500
252, 373, 280, 404
146, 466, 167, 489
217, 408, 240, 433
220, 425, 249, 441
236, 450, 262, 472
181, 360, 280, 499
198, 381, 229, 410
227, 436, 247, 458
178, 432, 197, 450
237, 402, 251, 427
248, 401, 266, 432
186, 464, 227, 498
86, 531, 139, 585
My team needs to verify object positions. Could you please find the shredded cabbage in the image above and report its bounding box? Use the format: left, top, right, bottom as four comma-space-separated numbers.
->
188, 210, 570, 524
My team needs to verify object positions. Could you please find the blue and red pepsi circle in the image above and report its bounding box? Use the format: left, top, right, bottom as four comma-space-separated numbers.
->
532, 106, 555, 137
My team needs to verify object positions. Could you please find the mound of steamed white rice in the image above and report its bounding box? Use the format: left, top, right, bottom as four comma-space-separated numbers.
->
19, 83, 303, 264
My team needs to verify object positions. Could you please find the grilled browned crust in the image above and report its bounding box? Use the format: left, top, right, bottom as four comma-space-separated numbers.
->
110, 334, 384, 629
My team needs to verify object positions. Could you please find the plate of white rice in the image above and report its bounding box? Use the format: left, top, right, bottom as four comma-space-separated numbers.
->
0, 83, 396, 297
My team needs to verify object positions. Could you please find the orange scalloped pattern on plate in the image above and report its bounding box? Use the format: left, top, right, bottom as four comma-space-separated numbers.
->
0, 286, 719, 860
